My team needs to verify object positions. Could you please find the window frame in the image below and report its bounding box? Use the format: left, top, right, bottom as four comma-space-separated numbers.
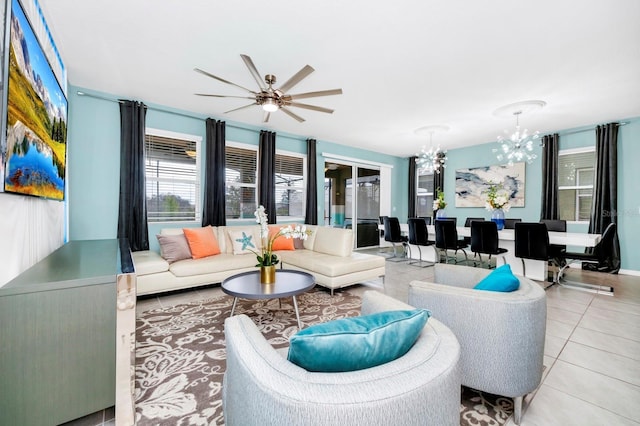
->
225, 141, 259, 223
558, 146, 595, 224
144, 127, 202, 224
415, 165, 435, 218
274, 149, 307, 222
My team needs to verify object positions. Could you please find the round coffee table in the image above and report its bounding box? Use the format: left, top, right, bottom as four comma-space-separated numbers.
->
221, 269, 315, 329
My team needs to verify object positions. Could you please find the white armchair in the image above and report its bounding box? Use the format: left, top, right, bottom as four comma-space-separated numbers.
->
223, 290, 461, 426
408, 263, 546, 425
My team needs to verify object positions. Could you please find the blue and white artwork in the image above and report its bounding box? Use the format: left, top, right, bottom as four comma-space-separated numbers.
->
455, 162, 525, 207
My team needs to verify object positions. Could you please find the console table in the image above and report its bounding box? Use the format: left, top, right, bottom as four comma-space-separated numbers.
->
0, 239, 136, 425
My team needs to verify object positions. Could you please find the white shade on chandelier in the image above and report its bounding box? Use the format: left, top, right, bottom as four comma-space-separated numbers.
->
493, 100, 545, 166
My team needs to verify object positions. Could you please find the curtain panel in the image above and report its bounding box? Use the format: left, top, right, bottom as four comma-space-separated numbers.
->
117, 100, 149, 251
540, 133, 560, 220
408, 156, 417, 218
202, 119, 226, 227
305, 138, 318, 225
587, 123, 620, 272
259, 130, 277, 223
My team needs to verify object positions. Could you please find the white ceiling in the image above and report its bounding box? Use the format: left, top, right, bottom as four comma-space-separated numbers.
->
38, 0, 640, 157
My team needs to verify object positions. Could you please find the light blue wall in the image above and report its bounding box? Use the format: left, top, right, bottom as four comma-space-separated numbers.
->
67, 86, 407, 253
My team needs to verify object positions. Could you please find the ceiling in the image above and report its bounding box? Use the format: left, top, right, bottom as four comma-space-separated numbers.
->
38, 0, 640, 157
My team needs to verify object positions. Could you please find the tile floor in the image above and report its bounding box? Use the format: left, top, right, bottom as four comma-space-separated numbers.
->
135, 251, 640, 426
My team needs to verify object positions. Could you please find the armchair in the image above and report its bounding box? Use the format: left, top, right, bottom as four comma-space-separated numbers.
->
223, 291, 461, 426
408, 263, 546, 425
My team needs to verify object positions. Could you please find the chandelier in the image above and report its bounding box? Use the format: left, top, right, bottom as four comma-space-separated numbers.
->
493, 100, 545, 166
415, 125, 448, 174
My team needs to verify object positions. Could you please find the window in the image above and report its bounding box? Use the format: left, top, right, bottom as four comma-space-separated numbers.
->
225, 144, 258, 220
558, 148, 595, 222
275, 153, 305, 219
416, 168, 434, 217
145, 130, 201, 222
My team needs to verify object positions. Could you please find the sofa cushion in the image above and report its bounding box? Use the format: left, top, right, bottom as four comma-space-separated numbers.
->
228, 229, 259, 255
132, 251, 169, 276
312, 227, 353, 257
169, 253, 257, 277
473, 264, 520, 292
287, 309, 430, 372
302, 225, 318, 250
222, 226, 262, 254
279, 250, 383, 276
156, 234, 192, 263
183, 226, 221, 259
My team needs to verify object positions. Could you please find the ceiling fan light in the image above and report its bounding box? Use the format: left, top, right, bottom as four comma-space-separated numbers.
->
262, 98, 279, 112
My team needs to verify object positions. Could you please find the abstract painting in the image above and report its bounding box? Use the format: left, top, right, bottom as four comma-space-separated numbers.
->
455, 162, 525, 207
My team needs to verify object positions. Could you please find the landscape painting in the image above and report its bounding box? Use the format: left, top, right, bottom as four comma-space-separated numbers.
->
3, 0, 67, 200
455, 162, 525, 207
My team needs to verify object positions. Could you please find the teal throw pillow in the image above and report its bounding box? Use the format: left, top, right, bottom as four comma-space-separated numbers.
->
287, 309, 430, 372
473, 264, 520, 292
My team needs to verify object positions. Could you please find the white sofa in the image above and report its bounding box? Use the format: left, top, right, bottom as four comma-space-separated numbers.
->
132, 225, 386, 296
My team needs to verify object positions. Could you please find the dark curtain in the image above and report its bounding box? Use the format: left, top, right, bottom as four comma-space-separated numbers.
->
117, 100, 149, 251
540, 133, 560, 220
432, 163, 444, 220
408, 156, 417, 218
305, 138, 318, 225
587, 123, 620, 272
202, 119, 226, 226
259, 130, 277, 224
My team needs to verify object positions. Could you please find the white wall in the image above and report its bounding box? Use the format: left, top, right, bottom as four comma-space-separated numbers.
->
0, 193, 64, 286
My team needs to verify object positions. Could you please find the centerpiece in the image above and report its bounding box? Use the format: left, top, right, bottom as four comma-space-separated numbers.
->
253, 205, 311, 284
433, 189, 447, 219
484, 182, 511, 230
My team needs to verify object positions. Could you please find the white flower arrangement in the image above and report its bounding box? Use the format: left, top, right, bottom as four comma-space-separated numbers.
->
432, 189, 447, 211
484, 182, 512, 212
253, 205, 310, 266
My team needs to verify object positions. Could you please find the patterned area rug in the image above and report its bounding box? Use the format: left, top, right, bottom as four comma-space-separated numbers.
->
135, 288, 513, 425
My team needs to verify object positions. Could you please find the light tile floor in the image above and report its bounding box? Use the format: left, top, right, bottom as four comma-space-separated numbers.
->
136, 250, 640, 426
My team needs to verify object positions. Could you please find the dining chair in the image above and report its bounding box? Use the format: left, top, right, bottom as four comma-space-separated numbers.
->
503, 218, 522, 229
540, 219, 567, 264
383, 216, 408, 261
514, 222, 557, 288
418, 216, 432, 225
470, 221, 508, 269
463, 217, 484, 246
434, 220, 468, 264
407, 218, 436, 268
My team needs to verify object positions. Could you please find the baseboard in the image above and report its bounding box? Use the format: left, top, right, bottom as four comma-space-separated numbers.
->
619, 269, 640, 277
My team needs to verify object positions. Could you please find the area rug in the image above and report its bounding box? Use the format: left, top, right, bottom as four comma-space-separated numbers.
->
135, 288, 513, 425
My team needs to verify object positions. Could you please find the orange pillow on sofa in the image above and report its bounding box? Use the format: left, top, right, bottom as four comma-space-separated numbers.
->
268, 226, 295, 251
183, 226, 221, 259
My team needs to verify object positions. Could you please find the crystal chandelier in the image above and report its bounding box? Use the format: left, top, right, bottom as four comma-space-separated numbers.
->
415, 126, 448, 174
493, 100, 545, 166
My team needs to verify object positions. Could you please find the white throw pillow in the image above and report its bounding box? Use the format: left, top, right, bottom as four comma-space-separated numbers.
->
228, 229, 260, 255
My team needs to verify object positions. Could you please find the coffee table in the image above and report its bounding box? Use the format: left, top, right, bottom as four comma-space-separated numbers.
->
221, 269, 315, 329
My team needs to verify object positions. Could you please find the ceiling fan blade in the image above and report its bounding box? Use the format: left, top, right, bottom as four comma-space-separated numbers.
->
194, 68, 257, 94
240, 54, 267, 90
287, 88, 343, 100
278, 65, 315, 94
263, 111, 271, 123
280, 107, 306, 123
195, 93, 255, 99
224, 103, 258, 114
287, 102, 334, 114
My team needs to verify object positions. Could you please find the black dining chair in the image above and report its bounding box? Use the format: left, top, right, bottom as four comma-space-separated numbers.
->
418, 216, 432, 225
470, 221, 508, 269
463, 217, 484, 245
514, 222, 557, 288
407, 218, 436, 268
540, 219, 567, 265
383, 216, 408, 261
556, 223, 616, 294
504, 218, 522, 229
435, 220, 468, 264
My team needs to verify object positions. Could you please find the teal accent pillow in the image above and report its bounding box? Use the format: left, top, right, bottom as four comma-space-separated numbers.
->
473, 264, 520, 292
287, 309, 430, 372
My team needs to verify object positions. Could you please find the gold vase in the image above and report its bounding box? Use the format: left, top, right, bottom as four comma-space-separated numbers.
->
260, 265, 276, 284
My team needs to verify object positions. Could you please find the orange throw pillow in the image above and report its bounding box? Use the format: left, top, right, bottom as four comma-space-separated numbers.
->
183, 226, 221, 259
268, 225, 295, 251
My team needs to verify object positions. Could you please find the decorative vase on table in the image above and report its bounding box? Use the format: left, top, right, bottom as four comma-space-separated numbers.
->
436, 209, 447, 219
491, 208, 505, 230
260, 265, 276, 284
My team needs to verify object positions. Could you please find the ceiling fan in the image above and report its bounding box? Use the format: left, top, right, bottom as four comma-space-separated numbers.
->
194, 54, 342, 123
